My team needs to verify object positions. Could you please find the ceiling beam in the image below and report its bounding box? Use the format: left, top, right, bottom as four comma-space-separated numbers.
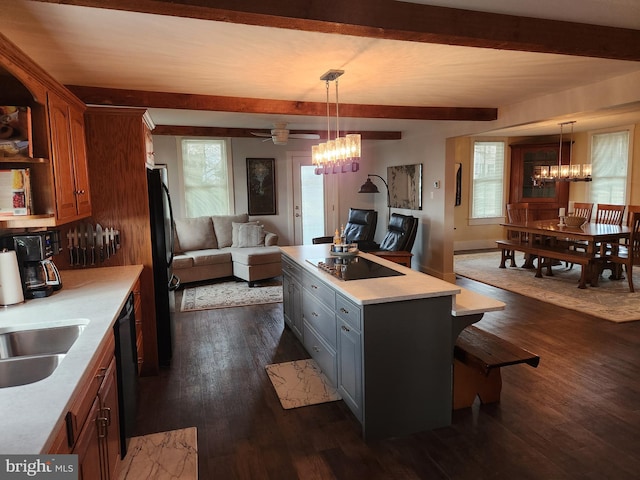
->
67, 85, 498, 122
32, 0, 640, 61
152, 125, 402, 140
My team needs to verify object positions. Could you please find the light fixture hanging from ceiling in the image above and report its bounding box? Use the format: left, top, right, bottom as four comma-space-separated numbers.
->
535, 121, 592, 183
311, 69, 361, 175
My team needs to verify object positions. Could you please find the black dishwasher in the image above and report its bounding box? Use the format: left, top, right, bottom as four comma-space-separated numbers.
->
113, 292, 138, 458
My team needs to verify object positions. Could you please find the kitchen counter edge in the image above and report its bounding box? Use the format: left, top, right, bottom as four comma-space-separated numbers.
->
0, 265, 143, 454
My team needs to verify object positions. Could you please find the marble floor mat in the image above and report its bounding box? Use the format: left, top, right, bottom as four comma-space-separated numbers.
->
118, 427, 197, 480
265, 359, 342, 409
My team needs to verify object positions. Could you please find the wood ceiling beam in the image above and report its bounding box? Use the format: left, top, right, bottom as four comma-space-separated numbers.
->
32, 0, 640, 61
66, 85, 498, 122
152, 125, 402, 140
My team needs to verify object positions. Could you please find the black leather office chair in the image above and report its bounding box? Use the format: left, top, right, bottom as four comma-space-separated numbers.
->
312, 208, 378, 248
375, 213, 418, 252
343, 208, 377, 245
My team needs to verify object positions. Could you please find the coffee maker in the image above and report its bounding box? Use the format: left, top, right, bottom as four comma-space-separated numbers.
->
1, 231, 62, 299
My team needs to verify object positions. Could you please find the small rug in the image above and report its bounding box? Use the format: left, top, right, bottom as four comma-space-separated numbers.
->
118, 427, 197, 480
454, 251, 640, 323
265, 359, 342, 409
180, 279, 282, 312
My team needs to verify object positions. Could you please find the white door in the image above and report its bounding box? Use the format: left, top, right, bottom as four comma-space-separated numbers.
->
290, 153, 337, 245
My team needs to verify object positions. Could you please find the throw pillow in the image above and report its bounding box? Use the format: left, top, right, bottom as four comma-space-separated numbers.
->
212, 213, 249, 247
174, 217, 217, 251
233, 223, 266, 248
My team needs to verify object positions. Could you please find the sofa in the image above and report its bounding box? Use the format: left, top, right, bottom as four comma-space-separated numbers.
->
172, 214, 282, 286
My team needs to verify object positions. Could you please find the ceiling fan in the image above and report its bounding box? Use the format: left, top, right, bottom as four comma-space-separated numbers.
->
250, 123, 320, 145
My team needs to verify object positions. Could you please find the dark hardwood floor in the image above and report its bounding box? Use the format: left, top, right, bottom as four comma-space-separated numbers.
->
133, 277, 640, 479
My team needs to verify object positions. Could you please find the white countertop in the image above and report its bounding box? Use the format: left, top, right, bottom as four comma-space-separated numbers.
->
280, 245, 504, 315
0, 265, 143, 454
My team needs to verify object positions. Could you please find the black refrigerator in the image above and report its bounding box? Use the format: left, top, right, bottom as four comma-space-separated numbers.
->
147, 164, 180, 367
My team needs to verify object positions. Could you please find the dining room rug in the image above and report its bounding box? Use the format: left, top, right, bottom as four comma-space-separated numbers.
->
454, 251, 640, 323
180, 279, 282, 312
118, 427, 197, 480
265, 359, 342, 409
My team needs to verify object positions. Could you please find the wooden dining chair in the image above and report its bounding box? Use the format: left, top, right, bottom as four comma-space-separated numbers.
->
595, 203, 625, 225
506, 203, 529, 224
603, 211, 640, 292
572, 202, 594, 222
626, 205, 640, 228
502, 203, 531, 267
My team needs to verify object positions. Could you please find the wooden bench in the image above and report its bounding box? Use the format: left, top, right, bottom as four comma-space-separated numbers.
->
453, 325, 540, 410
496, 239, 538, 269
496, 239, 595, 288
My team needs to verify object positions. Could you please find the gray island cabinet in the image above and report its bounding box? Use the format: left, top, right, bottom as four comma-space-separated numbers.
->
280, 245, 504, 440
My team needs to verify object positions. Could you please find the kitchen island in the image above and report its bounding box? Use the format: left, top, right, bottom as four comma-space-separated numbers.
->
280, 245, 504, 439
0, 265, 142, 454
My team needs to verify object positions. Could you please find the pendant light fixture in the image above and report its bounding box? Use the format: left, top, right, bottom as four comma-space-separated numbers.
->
536, 121, 592, 182
311, 70, 361, 175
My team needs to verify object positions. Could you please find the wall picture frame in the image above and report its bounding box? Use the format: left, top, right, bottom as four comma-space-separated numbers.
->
387, 164, 423, 210
246, 158, 276, 215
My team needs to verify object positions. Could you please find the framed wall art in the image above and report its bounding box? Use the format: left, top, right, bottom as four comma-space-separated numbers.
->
387, 163, 423, 210
246, 158, 276, 215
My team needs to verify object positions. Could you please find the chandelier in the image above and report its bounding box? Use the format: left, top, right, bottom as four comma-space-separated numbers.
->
311, 70, 361, 175
535, 121, 592, 184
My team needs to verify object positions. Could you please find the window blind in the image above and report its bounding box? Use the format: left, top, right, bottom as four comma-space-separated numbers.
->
181, 139, 232, 217
471, 141, 505, 219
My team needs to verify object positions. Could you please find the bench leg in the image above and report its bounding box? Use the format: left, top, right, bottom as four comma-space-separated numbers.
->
499, 248, 515, 268
453, 360, 503, 409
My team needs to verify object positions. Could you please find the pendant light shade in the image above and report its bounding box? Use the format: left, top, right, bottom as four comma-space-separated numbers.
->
312, 69, 361, 175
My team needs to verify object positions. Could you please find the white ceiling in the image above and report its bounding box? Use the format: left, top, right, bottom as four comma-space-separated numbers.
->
2, 0, 640, 136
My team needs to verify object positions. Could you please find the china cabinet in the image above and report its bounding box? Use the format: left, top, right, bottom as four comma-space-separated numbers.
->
509, 142, 570, 220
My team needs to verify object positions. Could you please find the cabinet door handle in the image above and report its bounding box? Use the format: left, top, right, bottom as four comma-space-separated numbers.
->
340, 307, 349, 314
95, 367, 107, 379
313, 345, 321, 352
311, 284, 318, 289
341, 325, 351, 332
101, 406, 112, 426
74, 189, 86, 195
311, 311, 318, 317
96, 417, 108, 438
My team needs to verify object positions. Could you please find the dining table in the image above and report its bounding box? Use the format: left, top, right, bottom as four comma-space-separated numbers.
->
499, 219, 631, 288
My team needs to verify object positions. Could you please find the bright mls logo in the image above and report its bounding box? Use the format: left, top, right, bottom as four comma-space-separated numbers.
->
0, 455, 77, 479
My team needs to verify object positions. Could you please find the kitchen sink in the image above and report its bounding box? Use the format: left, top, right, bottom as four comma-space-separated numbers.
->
0, 354, 66, 388
0, 322, 87, 359
0, 321, 88, 388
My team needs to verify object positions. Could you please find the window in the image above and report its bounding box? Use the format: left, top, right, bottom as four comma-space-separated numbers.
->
589, 129, 631, 205
470, 140, 506, 224
180, 138, 233, 217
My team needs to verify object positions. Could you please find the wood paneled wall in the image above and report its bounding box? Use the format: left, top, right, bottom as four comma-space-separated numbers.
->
78, 107, 158, 375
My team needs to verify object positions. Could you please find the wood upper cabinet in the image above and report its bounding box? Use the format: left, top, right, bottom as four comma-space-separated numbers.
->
509, 142, 570, 220
47, 90, 92, 222
0, 31, 91, 228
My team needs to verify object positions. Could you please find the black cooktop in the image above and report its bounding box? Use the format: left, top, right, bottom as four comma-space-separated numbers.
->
306, 256, 405, 281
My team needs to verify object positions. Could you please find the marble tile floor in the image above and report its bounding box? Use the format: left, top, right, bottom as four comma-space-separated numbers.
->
118, 427, 197, 480
265, 358, 342, 409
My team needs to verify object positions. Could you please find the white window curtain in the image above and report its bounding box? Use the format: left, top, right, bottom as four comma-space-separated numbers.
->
589, 130, 630, 205
471, 141, 505, 220
180, 138, 232, 217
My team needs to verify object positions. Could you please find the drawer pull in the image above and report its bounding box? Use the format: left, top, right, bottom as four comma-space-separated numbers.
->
340, 307, 349, 314
311, 311, 319, 317
341, 325, 351, 332
311, 284, 318, 289
313, 345, 321, 352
